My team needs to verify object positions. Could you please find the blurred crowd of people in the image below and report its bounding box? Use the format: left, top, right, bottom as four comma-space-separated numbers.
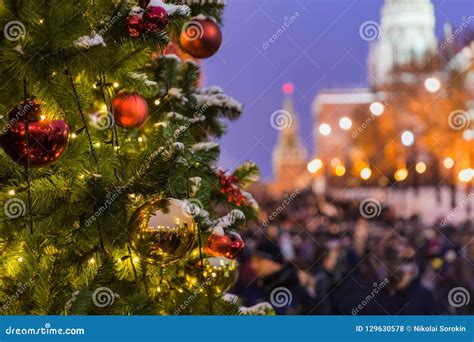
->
232, 189, 474, 315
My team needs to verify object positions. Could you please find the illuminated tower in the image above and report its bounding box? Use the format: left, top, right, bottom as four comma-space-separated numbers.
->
369, 0, 438, 87
272, 83, 308, 193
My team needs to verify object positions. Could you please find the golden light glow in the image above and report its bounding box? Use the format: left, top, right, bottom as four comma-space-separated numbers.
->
113, 82, 119, 88
307, 158, 323, 173
394, 168, 408, 181
138, 137, 144, 143
335, 165, 346, 176
443, 157, 454, 169
17, 257, 23, 262
154, 99, 161, 106
133, 257, 140, 263
8, 190, 15, 196
458, 169, 474, 183
330, 158, 342, 168
360, 168, 372, 180
40, 115, 46, 121
415, 162, 427, 174
89, 258, 95, 264
71, 133, 77, 139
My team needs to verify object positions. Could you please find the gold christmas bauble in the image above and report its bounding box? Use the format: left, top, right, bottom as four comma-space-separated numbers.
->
129, 198, 196, 266
201, 256, 239, 295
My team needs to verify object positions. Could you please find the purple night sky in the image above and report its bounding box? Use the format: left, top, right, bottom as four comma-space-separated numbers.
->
202, 0, 472, 181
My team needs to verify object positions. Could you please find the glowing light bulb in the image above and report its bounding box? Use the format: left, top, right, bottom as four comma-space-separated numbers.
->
443, 157, 454, 169
370, 102, 384, 116
307, 158, 323, 173
415, 162, 427, 174
89, 258, 95, 264
401, 130, 414, 146
319, 123, 331, 136
424, 77, 441, 93
360, 168, 372, 180
335, 165, 346, 176
339, 117, 352, 130
17, 257, 23, 262
113, 82, 119, 88
395, 169, 408, 181
8, 190, 15, 196
458, 169, 474, 182
71, 133, 77, 139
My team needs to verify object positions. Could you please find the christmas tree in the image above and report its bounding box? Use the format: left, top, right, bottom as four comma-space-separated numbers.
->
0, 0, 264, 315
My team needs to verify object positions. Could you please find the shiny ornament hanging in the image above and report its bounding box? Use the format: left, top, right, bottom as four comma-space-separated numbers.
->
201, 256, 238, 294
174, 250, 238, 294
1, 100, 69, 167
112, 92, 149, 128
126, 14, 144, 37
129, 198, 196, 266
143, 6, 168, 34
180, 16, 222, 59
206, 230, 245, 259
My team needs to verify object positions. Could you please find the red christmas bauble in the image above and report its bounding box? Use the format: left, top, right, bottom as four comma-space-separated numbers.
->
1, 100, 69, 167
126, 14, 144, 37
112, 92, 149, 128
206, 231, 245, 259
180, 16, 222, 59
143, 6, 168, 34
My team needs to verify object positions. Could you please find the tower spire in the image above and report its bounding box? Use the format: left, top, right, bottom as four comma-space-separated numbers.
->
272, 83, 308, 190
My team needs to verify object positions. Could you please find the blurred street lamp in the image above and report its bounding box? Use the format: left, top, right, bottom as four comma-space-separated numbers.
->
339, 117, 352, 130
401, 130, 415, 146
394, 168, 409, 181
360, 167, 372, 180
335, 165, 346, 176
370, 102, 384, 116
307, 158, 323, 173
443, 157, 455, 169
458, 168, 474, 183
319, 123, 331, 136
424, 77, 441, 93
415, 161, 427, 174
